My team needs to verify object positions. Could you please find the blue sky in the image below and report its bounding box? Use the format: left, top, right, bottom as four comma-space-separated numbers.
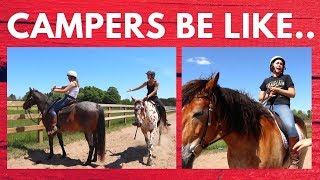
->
8, 47, 176, 100
183, 47, 311, 112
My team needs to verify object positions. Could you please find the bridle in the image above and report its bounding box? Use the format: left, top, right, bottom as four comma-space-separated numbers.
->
24, 91, 51, 124
24, 95, 41, 124
190, 92, 231, 157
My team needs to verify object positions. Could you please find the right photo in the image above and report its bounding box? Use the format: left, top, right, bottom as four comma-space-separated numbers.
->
182, 47, 311, 169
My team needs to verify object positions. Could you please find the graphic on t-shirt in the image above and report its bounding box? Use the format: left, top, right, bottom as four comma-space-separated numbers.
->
266, 79, 285, 89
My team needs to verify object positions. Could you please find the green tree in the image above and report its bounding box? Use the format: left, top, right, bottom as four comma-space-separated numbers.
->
7, 94, 17, 101
77, 86, 105, 103
160, 97, 176, 106
307, 110, 311, 120
45, 92, 64, 101
120, 98, 133, 105
103, 86, 121, 104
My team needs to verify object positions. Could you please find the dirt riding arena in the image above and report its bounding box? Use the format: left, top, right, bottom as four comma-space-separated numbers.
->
7, 114, 176, 169
193, 147, 312, 169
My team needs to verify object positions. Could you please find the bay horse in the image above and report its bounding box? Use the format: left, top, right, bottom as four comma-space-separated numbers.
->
132, 97, 163, 166
22, 88, 105, 166
182, 73, 308, 168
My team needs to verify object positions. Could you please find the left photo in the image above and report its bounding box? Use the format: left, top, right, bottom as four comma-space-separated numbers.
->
7, 47, 176, 169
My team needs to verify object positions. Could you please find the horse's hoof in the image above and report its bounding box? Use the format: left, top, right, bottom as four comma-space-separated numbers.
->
147, 159, 153, 166
92, 158, 97, 162
60, 154, 66, 159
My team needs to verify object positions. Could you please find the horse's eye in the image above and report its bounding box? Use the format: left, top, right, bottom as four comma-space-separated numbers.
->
193, 111, 204, 118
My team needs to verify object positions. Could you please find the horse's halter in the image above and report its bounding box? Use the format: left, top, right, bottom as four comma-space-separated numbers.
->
190, 92, 231, 157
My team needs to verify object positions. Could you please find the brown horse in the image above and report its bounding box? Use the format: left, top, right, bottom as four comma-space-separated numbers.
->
23, 88, 105, 166
182, 73, 308, 168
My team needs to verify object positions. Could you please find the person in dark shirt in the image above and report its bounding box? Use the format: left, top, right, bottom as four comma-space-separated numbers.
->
258, 56, 299, 169
128, 70, 171, 127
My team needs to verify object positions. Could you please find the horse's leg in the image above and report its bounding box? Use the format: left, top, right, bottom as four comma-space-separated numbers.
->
158, 123, 162, 146
92, 132, 98, 162
47, 134, 55, 159
147, 129, 156, 166
57, 132, 66, 158
83, 132, 94, 166
141, 129, 149, 155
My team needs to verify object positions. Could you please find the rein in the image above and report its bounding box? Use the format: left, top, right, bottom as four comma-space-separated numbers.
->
25, 109, 41, 124
190, 93, 231, 157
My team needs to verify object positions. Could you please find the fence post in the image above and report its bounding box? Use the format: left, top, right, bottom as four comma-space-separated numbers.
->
107, 107, 111, 127
38, 119, 43, 143
123, 107, 126, 124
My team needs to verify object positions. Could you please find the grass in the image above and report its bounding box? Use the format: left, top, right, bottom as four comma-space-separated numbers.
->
7, 117, 137, 159
8, 109, 38, 115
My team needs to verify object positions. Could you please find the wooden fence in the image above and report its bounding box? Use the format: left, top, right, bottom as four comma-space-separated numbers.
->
7, 101, 176, 143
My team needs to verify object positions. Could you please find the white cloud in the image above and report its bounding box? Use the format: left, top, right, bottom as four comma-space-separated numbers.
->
186, 57, 211, 65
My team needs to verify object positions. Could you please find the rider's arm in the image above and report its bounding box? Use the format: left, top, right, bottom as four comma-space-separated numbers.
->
52, 82, 76, 93
270, 87, 295, 98
128, 82, 147, 92
258, 90, 266, 102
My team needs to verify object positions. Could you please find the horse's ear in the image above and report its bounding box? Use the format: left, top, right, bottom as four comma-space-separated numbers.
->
205, 72, 219, 94
131, 96, 136, 102
29, 87, 32, 91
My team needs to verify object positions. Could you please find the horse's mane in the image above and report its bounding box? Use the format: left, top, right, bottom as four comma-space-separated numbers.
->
183, 77, 273, 139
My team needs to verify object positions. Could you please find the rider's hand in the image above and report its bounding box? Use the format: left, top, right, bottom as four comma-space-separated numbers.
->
293, 138, 312, 151
51, 86, 56, 92
270, 87, 280, 93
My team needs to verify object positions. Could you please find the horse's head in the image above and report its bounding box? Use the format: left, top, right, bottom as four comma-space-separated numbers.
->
182, 72, 222, 168
23, 88, 38, 110
132, 97, 146, 124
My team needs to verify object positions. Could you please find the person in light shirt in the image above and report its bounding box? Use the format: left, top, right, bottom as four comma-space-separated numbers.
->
48, 70, 80, 134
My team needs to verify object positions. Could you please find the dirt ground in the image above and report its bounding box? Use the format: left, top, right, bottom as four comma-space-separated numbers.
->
7, 113, 176, 169
193, 147, 312, 169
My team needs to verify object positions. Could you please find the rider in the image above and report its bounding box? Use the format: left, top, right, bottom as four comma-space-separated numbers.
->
258, 56, 299, 169
48, 70, 80, 134
128, 70, 171, 127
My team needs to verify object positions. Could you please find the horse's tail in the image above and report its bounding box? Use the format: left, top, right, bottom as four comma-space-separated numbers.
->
96, 105, 106, 161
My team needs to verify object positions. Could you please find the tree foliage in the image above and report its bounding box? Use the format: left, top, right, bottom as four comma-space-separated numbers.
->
103, 86, 121, 104
160, 98, 176, 106
292, 109, 311, 121
11, 86, 175, 107
77, 86, 105, 103
7, 94, 17, 101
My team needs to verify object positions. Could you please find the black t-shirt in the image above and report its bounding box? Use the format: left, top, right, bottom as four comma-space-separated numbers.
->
259, 74, 294, 105
147, 81, 158, 96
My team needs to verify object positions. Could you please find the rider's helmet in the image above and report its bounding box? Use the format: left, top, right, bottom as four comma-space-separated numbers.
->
67, 70, 77, 78
269, 56, 286, 73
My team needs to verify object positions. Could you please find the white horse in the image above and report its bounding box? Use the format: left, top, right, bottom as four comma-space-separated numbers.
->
132, 97, 163, 166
